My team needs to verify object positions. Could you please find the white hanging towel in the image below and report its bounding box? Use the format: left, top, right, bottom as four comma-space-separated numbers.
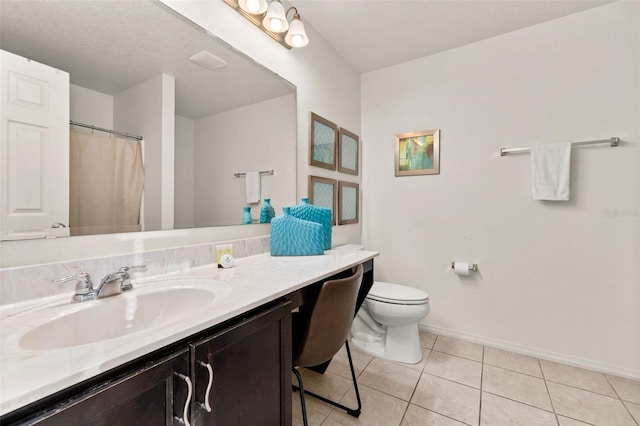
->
530, 143, 572, 201
245, 171, 261, 203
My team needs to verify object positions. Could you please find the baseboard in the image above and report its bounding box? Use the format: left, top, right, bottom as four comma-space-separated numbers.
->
418, 322, 640, 380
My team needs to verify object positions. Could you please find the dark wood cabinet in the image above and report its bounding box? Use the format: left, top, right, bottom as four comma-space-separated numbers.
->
19, 349, 190, 426
5, 301, 292, 426
191, 301, 292, 426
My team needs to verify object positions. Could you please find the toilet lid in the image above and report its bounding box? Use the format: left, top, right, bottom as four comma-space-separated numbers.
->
366, 281, 429, 305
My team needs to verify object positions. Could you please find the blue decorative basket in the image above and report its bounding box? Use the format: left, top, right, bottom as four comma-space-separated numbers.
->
270, 207, 325, 256
288, 198, 332, 250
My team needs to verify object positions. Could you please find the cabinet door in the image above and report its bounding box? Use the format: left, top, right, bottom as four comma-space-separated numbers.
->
191, 301, 292, 426
21, 349, 190, 426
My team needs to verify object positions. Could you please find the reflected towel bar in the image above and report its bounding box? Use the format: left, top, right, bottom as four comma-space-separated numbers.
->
234, 170, 274, 178
500, 137, 619, 156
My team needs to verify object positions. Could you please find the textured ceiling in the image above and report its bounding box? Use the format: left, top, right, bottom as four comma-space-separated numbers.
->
295, 0, 613, 73
0, 1, 294, 119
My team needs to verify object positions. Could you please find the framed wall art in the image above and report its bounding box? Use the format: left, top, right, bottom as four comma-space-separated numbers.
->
309, 112, 338, 170
395, 129, 440, 176
308, 175, 337, 225
338, 128, 359, 176
338, 181, 359, 225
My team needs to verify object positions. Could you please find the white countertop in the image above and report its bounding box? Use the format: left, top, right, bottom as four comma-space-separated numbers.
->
0, 247, 378, 416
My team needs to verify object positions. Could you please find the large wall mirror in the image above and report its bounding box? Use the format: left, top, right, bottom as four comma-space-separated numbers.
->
0, 0, 296, 241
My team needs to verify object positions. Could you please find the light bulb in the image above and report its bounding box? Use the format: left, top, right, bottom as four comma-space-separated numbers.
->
262, 1, 288, 33
268, 18, 283, 32
246, 0, 260, 13
291, 34, 303, 47
284, 15, 309, 48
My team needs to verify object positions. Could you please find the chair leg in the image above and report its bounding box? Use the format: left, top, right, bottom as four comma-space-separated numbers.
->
292, 341, 362, 418
292, 367, 309, 426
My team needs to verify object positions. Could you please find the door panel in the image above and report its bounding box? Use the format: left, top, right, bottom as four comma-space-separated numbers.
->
1, 49, 69, 240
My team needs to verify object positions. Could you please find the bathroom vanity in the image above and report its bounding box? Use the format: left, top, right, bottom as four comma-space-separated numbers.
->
0, 248, 377, 425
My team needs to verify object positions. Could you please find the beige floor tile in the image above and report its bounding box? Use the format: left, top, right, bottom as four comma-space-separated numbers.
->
482, 364, 552, 411
539, 360, 615, 397
327, 384, 408, 426
294, 368, 354, 416
321, 419, 347, 426
606, 374, 640, 404
403, 347, 432, 372
547, 381, 636, 426
424, 351, 482, 389
480, 392, 556, 426
433, 335, 483, 362
401, 404, 467, 425
326, 342, 374, 380
623, 400, 640, 423
359, 357, 422, 401
419, 330, 438, 349
292, 391, 330, 426
411, 374, 480, 426
483, 346, 542, 378
556, 416, 593, 426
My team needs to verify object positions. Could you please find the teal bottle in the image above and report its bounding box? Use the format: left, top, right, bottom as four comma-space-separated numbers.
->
242, 206, 252, 224
288, 198, 332, 250
270, 207, 325, 256
259, 198, 275, 223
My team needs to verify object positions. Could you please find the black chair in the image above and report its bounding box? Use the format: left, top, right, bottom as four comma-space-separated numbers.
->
291, 264, 364, 426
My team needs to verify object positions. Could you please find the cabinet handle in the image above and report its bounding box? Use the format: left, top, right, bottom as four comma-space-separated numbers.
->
174, 372, 192, 426
198, 361, 214, 413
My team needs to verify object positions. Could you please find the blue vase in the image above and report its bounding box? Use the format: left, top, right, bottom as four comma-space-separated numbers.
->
270, 207, 325, 256
259, 198, 275, 223
288, 198, 332, 250
242, 206, 252, 224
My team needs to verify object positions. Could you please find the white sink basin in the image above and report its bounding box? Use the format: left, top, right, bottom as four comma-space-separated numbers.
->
18, 278, 230, 350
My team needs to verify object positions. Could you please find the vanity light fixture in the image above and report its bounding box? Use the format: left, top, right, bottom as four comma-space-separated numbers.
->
224, 0, 309, 49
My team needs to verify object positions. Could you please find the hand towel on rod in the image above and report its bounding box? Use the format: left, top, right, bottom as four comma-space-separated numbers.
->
531, 143, 571, 201
245, 171, 261, 203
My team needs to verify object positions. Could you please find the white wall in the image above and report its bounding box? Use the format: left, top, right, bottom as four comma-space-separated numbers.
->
362, 2, 640, 377
114, 73, 175, 232
193, 94, 296, 226
69, 85, 113, 129
175, 115, 195, 229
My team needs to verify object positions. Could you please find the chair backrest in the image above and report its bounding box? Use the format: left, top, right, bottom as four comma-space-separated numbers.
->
293, 264, 363, 367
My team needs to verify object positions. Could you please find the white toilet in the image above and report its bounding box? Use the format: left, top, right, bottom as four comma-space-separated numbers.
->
351, 281, 430, 364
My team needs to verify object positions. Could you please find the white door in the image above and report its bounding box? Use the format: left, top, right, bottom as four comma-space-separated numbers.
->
0, 49, 70, 240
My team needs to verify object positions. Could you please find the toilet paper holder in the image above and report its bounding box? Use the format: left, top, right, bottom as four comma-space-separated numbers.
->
451, 262, 478, 272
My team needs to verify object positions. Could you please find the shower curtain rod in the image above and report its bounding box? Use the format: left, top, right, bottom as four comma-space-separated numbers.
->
70, 120, 143, 141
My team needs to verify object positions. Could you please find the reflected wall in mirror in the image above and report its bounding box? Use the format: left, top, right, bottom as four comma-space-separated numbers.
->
0, 0, 297, 240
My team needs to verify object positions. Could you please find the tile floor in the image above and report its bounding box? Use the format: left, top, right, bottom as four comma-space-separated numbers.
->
292, 332, 640, 426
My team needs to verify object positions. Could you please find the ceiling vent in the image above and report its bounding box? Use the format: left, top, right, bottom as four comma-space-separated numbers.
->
188, 51, 227, 71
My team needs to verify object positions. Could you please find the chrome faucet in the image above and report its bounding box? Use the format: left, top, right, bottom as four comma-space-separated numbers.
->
95, 265, 146, 298
53, 265, 146, 303
52, 272, 96, 303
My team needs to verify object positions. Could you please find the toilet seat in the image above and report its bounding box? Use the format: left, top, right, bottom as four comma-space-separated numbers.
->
366, 281, 429, 305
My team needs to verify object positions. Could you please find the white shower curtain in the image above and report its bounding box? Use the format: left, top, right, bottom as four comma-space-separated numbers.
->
69, 128, 144, 236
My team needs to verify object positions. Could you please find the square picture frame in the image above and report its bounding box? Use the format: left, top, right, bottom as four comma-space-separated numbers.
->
308, 175, 337, 225
338, 181, 359, 225
309, 112, 338, 170
395, 129, 440, 176
338, 128, 359, 176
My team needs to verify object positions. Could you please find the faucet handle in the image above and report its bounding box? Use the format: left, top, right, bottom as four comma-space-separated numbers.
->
118, 265, 147, 273
52, 272, 96, 302
117, 265, 147, 291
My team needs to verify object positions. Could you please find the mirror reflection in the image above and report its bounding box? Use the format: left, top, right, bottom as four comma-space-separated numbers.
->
0, 0, 297, 240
